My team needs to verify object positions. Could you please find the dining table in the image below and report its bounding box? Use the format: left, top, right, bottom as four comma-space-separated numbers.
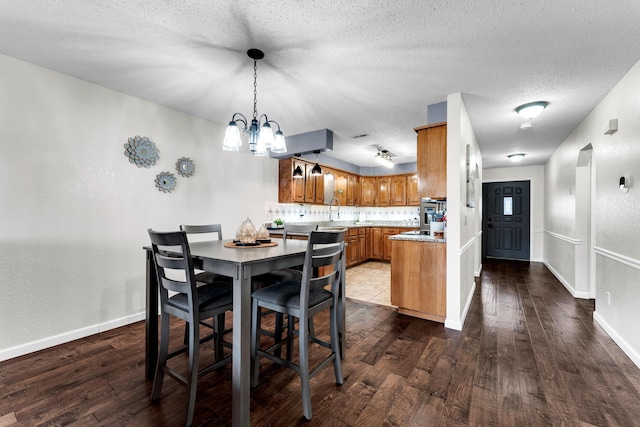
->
143, 236, 345, 427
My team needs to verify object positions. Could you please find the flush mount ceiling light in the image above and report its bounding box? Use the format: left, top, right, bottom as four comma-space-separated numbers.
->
515, 101, 548, 120
311, 150, 322, 176
222, 49, 287, 156
374, 149, 394, 168
508, 153, 525, 162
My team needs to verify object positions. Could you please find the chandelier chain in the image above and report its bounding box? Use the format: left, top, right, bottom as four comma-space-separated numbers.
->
253, 59, 258, 120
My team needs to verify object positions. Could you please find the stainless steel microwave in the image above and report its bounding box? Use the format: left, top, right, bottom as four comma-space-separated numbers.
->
419, 198, 446, 233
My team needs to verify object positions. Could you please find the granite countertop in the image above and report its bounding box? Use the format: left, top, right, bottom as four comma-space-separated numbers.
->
388, 230, 446, 243
268, 221, 419, 233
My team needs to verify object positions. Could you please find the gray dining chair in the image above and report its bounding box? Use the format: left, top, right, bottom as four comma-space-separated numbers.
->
250, 229, 346, 420
180, 224, 231, 284
252, 224, 319, 355
180, 224, 233, 348
148, 229, 233, 427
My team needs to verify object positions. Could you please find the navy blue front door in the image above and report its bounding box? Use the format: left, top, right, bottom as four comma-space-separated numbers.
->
482, 181, 531, 260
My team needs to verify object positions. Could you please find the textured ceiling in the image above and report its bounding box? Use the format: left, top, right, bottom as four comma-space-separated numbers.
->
2, 1, 640, 168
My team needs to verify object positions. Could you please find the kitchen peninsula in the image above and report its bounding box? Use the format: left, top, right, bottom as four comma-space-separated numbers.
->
389, 232, 446, 323
270, 223, 447, 323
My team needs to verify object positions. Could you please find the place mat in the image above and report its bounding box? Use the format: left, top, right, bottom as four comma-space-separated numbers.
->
224, 241, 278, 249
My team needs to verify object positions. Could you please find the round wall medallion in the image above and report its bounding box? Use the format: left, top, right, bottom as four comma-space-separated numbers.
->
155, 171, 177, 193
124, 135, 160, 168
175, 157, 195, 177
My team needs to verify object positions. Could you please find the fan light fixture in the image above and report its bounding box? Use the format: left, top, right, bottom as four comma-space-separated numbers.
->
375, 149, 394, 168
515, 101, 548, 120
508, 153, 525, 162
223, 49, 287, 155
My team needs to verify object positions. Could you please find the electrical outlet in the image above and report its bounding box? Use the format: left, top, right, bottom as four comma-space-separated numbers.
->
606, 292, 611, 305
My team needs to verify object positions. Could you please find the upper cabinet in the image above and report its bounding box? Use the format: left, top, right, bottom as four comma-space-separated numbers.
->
278, 158, 323, 204
390, 175, 408, 206
279, 158, 304, 203
377, 176, 391, 206
278, 160, 419, 207
304, 164, 324, 205
407, 173, 420, 205
360, 176, 376, 206
334, 170, 348, 206
347, 174, 360, 206
415, 122, 447, 200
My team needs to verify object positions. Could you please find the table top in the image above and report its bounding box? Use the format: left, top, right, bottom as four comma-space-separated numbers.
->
187, 238, 309, 264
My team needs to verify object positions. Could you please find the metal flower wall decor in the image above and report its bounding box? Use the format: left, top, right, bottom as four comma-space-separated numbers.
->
124, 135, 160, 168
155, 171, 177, 193
175, 157, 195, 177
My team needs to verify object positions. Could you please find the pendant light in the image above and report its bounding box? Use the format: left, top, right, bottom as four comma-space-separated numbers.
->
292, 154, 304, 178
311, 150, 322, 176
223, 49, 287, 155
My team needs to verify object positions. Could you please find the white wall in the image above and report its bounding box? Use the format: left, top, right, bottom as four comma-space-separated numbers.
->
544, 58, 640, 368
483, 165, 545, 262
445, 93, 483, 330
0, 54, 279, 361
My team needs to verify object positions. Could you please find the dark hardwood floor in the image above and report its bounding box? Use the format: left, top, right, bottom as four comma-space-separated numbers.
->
2, 259, 640, 426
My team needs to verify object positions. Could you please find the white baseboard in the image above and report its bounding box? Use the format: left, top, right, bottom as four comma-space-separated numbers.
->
543, 261, 590, 299
593, 311, 640, 370
474, 263, 482, 277
0, 311, 145, 362
445, 280, 476, 331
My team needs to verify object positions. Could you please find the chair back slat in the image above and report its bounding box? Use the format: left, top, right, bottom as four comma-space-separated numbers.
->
283, 223, 318, 239
180, 224, 223, 242
148, 229, 198, 301
299, 230, 346, 310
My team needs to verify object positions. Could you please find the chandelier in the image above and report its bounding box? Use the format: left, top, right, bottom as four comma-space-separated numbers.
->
374, 149, 394, 168
222, 49, 287, 155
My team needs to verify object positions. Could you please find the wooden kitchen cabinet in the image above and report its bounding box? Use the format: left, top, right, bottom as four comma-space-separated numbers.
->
390, 175, 407, 206
382, 228, 400, 261
347, 174, 360, 206
334, 170, 348, 206
278, 158, 306, 203
304, 163, 324, 204
357, 227, 366, 263
360, 177, 377, 206
377, 176, 391, 206
391, 240, 446, 323
370, 227, 383, 259
407, 173, 420, 205
415, 122, 447, 200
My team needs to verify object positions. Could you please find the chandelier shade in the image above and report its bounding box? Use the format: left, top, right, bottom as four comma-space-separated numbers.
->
222, 49, 287, 156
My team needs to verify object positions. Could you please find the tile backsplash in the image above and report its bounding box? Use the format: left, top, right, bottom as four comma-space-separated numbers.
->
264, 203, 420, 225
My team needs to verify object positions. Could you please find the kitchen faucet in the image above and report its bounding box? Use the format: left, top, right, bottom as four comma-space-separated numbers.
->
328, 197, 340, 221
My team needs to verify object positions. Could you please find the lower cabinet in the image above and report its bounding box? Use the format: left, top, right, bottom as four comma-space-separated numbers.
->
390, 240, 446, 323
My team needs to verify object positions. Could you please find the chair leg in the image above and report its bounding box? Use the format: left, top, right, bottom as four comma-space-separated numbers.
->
274, 312, 284, 357
151, 312, 170, 400
330, 304, 343, 385
251, 299, 260, 388
286, 316, 295, 361
183, 322, 189, 346
298, 314, 313, 420
185, 315, 200, 427
213, 313, 225, 361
